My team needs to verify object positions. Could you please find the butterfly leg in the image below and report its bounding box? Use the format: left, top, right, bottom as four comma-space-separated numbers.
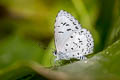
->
53, 58, 60, 67
54, 57, 59, 63
79, 55, 87, 60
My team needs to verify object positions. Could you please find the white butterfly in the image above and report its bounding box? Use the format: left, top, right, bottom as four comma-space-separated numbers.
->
53, 10, 94, 61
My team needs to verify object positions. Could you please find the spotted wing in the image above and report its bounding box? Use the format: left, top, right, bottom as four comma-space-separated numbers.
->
54, 10, 81, 53
61, 28, 94, 58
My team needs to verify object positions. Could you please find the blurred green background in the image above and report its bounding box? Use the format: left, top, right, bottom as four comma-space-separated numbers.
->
0, 0, 120, 79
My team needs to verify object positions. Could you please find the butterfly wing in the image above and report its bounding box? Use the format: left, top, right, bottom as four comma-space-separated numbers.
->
61, 28, 94, 58
54, 10, 81, 53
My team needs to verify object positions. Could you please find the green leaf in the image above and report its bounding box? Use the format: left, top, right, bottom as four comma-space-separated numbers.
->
55, 39, 120, 80
0, 62, 48, 80
41, 39, 55, 67
1, 39, 120, 80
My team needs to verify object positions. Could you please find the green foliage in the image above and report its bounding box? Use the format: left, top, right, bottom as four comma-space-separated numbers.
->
57, 39, 120, 80
1, 39, 120, 80
0, 0, 120, 80
0, 35, 44, 69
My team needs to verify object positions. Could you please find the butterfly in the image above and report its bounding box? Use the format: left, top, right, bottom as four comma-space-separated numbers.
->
53, 10, 94, 61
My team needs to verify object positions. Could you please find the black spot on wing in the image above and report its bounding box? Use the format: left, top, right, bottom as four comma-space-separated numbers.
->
65, 49, 67, 51
87, 34, 90, 37
81, 43, 83, 45
73, 22, 76, 25
61, 22, 66, 25
81, 31, 84, 33
90, 43, 91, 45
57, 26, 60, 27
73, 42, 77, 45
79, 32, 81, 35
70, 19, 73, 21
71, 48, 73, 50
63, 22, 66, 25
66, 24, 70, 26
58, 31, 64, 33
61, 22, 63, 24
78, 38, 80, 40
79, 41, 82, 43
70, 36, 73, 38
75, 26, 79, 29
87, 43, 90, 47
82, 49, 84, 52
67, 29, 71, 31
66, 44, 68, 46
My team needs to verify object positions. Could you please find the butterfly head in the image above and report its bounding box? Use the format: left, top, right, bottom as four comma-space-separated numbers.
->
53, 50, 57, 56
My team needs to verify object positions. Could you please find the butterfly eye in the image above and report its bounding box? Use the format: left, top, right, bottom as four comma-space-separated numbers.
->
53, 50, 57, 56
